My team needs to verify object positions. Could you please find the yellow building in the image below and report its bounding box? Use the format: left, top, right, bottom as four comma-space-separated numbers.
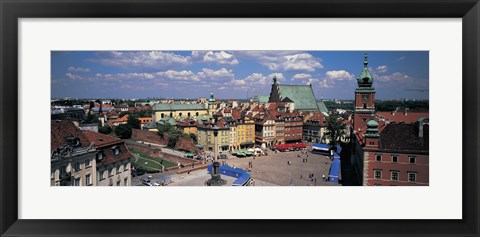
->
235, 117, 255, 149
176, 119, 198, 135
153, 103, 207, 121
197, 125, 230, 153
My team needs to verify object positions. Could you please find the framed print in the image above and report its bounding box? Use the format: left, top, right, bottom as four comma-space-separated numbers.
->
1, 0, 479, 236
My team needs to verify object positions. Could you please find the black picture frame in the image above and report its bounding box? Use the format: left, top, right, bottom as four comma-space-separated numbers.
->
1, 0, 479, 236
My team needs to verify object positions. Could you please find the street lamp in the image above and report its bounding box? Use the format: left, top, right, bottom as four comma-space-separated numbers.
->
206, 126, 225, 186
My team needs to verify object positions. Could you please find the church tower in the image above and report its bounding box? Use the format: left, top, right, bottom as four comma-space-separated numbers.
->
208, 92, 216, 115
354, 53, 376, 130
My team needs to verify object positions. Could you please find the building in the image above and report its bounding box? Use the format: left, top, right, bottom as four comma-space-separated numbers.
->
153, 103, 207, 121
350, 53, 429, 186
234, 116, 255, 150
303, 113, 327, 143
175, 118, 198, 135
283, 115, 303, 143
113, 104, 129, 112
51, 106, 85, 121
51, 120, 97, 186
83, 131, 132, 186
197, 120, 230, 153
268, 76, 320, 112
254, 115, 276, 148
138, 117, 153, 129
353, 118, 429, 186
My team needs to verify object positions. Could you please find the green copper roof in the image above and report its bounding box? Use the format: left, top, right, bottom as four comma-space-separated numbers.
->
153, 103, 206, 111
316, 101, 329, 114
367, 119, 379, 128
357, 53, 374, 87
257, 95, 270, 103
277, 85, 319, 111
158, 116, 177, 126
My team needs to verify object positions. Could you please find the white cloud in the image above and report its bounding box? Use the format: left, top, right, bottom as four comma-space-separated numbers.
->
203, 51, 239, 65
155, 70, 199, 81
65, 73, 84, 80
67, 66, 90, 73
396, 56, 406, 61
233, 51, 323, 72
283, 53, 323, 71
89, 51, 191, 69
325, 70, 354, 80
319, 79, 334, 88
376, 65, 388, 73
197, 68, 234, 81
377, 72, 411, 81
292, 73, 312, 80
230, 72, 275, 87
268, 73, 285, 81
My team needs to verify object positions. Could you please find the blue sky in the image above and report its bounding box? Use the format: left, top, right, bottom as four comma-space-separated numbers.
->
51, 51, 429, 100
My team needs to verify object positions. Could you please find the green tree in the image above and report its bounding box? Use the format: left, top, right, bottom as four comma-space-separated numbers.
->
157, 124, 174, 138
98, 126, 113, 135
322, 113, 347, 147
85, 114, 100, 124
114, 124, 132, 139
189, 133, 198, 144
127, 116, 141, 129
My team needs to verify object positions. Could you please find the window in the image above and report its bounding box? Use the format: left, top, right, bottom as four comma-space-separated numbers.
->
179, 113, 182, 117
112, 147, 121, 156
97, 152, 104, 161
86, 174, 92, 186
74, 177, 81, 186
409, 156, 416, 164
74, 162, 80, 171
391, 171, 399, 181
161, 113, 164, 118
408, 173, 416, 183
374, 170, 382, 180
392, 156, 398, 163
85, 159, 91, 168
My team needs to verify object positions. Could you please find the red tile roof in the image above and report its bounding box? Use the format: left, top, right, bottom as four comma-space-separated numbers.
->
82, 131, 131, 166
51, 120, 91, 151
376, 111, 429, 124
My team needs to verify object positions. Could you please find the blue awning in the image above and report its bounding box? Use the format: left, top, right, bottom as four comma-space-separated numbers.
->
312, 143, 329, 151
328, 157, 341, 184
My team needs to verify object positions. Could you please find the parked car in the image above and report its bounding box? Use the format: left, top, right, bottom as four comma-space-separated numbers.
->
141, 178, 152, 186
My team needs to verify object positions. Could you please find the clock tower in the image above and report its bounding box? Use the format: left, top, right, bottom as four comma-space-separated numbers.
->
354, 53, 376, 130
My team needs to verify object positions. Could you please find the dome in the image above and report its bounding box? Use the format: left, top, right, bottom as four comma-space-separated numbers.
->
367, 119, 379, 128
357, 53, 374, 87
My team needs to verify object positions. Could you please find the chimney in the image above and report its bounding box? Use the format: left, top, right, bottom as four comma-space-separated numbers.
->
418, 121, 424, 138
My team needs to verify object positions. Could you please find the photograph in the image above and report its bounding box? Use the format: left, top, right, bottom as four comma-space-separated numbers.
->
51, 50, 429, 187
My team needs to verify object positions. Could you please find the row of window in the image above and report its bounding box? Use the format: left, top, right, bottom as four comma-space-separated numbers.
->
74, 175, 129, 186
375, 155, 416, 164
72, 159, 92, 172
99, 164, 129, 180
374, 170, 417, 182
74, 174, 92, 186
160, 112, 200, 118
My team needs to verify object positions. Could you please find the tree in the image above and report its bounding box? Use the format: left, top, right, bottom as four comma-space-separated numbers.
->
127, 116, 141, 129
98, 126, 113, 135
157, 124, 174, 138
322, 113, 347, 147
189, 133, 198, 144
114, 124, 132, 139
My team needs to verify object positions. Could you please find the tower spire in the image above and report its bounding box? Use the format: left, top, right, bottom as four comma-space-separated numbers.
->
364, 52, 368, 67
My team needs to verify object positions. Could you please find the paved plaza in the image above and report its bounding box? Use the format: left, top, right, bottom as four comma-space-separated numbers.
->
133, 148, 341, 186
